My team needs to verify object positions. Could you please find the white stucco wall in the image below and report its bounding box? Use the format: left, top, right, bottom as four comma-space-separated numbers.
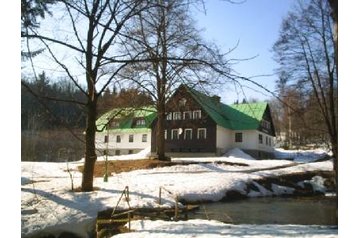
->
232, 130, 259, 151
96, 130, 151, 152
216, 126, 232, 154
216, 126, 275, 153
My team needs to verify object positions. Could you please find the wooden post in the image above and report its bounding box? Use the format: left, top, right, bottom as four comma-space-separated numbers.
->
158, 187, 162, 205
127, 212, 131, 231
174, 195, 178, 220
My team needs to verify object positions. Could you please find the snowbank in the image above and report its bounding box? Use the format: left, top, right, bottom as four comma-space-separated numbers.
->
110, 219, 337, 238
224, 147, 254, 160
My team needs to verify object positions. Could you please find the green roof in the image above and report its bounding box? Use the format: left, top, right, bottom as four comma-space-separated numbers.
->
185, 86, 267, 130
96, 106, 156, 132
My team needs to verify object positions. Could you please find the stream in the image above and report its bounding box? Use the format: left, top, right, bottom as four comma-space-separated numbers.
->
190, 196, 337, 225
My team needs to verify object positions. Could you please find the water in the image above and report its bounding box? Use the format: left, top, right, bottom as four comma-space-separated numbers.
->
190, 196, 337, 225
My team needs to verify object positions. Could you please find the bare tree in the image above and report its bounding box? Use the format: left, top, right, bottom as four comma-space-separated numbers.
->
119, 0, 229, 160
22, 0, 156, 191
273, 0, 337, 184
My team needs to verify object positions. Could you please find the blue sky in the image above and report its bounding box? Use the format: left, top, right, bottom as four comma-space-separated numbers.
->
193, 0, 295, 103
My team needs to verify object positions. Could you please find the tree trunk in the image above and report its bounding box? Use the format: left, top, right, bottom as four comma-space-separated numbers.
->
156, 99, 166, 161
81, 100, 98, 191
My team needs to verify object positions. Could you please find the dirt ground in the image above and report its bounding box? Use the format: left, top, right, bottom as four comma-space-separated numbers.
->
78, 159, 181, 177
77, 159, 249, 178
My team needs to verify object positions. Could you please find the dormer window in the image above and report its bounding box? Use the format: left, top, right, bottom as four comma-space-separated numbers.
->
135, 118, 145, 126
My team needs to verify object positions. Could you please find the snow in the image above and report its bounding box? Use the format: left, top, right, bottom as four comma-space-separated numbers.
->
21, 147, 336, 237
274, 148, 331, 162
224, 147, 255, 159
110, 219, 337, 238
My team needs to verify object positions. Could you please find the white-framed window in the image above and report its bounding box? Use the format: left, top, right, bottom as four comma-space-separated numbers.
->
142, 134, 147, 142
184, 129, 193, 140
183, 111, 192, 120
171, 129, 179, 140
235, 132, 243, 143
166, 112, 172, 120
109, 120, 120, 128
173, 112, 181, 120
116, 135, 121, 143
129, 134, 134, 143
179, 98, 187, 107
136, 119, 145, 126
197, 128, 207, 139
193, 110, 201, 119
258, 134, 263, 144
164, 130, 167, 140
261, 120, 271, 130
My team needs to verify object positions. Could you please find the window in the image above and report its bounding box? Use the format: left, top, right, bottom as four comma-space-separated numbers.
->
115, 150, 121, 155
166, 112, 172, 120
269, 137, 272, 146
109, 120, 120, 128
183, 111, 192, 120
261, 120, 271, 130
164, 130, 167, 140
184, 129, 193, 140
116, 135, 121, 143
129, 134, 134, 143
142, 134, 147, 142
103, 150, 108, 155
197, 128, 207, 139
235, 132, 243, 143
104, 135, 108, 143
265, 136, 268, 145
179, 98, 187, 107
171, 129, 179, 140
173, 112, 181, 120
136, 119, 145, 126
259, 134, 263, 144
193, 110, 201, 119
128, 150, 133, 154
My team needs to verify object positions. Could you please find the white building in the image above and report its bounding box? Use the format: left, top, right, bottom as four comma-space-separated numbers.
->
95, 107, 156, 156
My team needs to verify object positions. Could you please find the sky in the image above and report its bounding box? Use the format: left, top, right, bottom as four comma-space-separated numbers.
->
192, 0, 296, 103
19, 0, 295, 105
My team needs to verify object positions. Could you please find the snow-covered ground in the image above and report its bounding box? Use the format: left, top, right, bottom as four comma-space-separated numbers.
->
21, 147, 336, 238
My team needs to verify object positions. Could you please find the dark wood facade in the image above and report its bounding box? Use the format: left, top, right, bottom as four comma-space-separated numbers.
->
151, 86, 217, 154
258, 106, 276, 137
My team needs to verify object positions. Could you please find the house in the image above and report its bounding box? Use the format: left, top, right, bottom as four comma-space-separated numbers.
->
95, 107, 156, 156
151, 85, 276, 159
96, 84, 276, 159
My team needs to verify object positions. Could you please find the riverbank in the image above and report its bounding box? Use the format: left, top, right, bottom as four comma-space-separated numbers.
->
21, 148, 337, 238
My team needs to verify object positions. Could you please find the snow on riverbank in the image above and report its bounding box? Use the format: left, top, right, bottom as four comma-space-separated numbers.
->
274, 148, 331, 162
112, 219, 337, 238
21, 148, 335, 237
